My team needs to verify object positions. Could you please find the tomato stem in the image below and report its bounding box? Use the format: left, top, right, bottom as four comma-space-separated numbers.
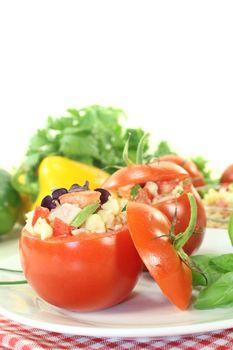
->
179, 252, 208, 285
169, 200, 178, 237
174, 193, 197, 251
0, 280, 28, 285
123, 136, 134, 166
0, 268, 23, 273
136, 133, 149, 164
123, 133, 149, 166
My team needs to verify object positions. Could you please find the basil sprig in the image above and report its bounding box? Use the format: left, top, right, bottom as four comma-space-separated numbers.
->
192, 253, 233, 309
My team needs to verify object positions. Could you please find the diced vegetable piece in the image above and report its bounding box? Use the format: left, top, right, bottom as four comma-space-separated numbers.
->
34, 217, 53, 240
49, 203, 81, 225
102, 197, 120, 215
98, 209, 115, 229
83, 214, 105, 233
71, 203, 99, 227
53, 217, 72, 236
32, 207, 49, 226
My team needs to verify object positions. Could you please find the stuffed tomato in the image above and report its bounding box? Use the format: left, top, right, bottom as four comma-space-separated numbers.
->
159, 154, 205, 187
103, 161, 206, 255
20, 183, 142, 312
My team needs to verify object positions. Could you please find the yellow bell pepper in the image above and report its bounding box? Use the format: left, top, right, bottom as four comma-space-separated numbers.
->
33, 156, 109, 208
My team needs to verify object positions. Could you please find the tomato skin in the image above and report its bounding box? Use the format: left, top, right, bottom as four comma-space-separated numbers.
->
159, 155, 205, 187
126, 202, 192, 310
220, 164, 233, 184
103, 161, 189, 190
20, 227, 142, 312
154, 184, 206, 255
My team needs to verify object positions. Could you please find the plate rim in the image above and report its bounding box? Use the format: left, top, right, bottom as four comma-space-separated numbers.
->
1, 302, 233, 338
1, 228, 233, 338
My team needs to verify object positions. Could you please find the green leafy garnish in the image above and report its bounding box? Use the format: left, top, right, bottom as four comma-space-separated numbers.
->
12, 105, 150, 199
191, 255, 221, 287
71, 202, 99, 227
211, 254, 233, 272
191, 156, 216, 185
153, 141, 176, 157
192, 253, 233, 309
195, 272, 233, 309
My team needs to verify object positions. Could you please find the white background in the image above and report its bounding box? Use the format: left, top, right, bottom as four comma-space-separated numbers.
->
0, 0, 232, 177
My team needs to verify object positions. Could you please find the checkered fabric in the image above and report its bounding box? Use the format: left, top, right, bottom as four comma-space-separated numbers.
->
1, 316, 233, 350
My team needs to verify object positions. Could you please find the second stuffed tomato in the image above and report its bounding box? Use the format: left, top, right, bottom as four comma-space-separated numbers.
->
103, 161, 206, 255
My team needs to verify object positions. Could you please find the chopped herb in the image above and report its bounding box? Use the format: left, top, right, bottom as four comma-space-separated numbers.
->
121, 203, 127, 212
130, 184, 141, 199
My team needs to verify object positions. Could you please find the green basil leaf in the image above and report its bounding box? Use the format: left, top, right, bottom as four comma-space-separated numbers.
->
71, 203, 99, 227
194, 272, 233, 309
210, 254, 233, 273
191, 255, 221, 287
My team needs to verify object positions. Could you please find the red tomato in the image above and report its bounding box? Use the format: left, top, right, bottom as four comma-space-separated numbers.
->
103, 161, 189, 191
20, 227, 142, 312
159, 155, 205, 187
220, 164, 233, 184
154, 184, 206, 255
32, 207, 49, 226
126, 202, 192, 310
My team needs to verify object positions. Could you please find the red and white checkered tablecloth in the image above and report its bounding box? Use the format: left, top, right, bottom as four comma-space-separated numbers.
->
1, 316, 233, 350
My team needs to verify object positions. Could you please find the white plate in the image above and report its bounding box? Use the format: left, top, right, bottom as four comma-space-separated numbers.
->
0, 228, 233, 338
